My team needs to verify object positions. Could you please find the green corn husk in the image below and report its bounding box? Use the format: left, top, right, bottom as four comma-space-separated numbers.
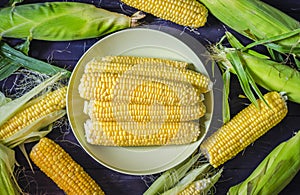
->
228, 131, 300, 195
198, 0, 300, 55
0, 143, 21, 195
0, 2, 142, 41
144, 153, 201, 195
212, 33, 300, 105
0, 42, 71, 80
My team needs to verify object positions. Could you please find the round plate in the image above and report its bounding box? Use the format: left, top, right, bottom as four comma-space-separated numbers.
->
67, 27, 221, 175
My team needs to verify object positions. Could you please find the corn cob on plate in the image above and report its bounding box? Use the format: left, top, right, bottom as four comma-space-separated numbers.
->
66, 27, 223, 175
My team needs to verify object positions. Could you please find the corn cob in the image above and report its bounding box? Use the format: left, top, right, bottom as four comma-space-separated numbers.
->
84, 120, 200, 146
121, 0, 208, 28
78, 72, 200, 105
84, 57, 212, 92
84, 100, 206, 122
0, 86, 67, 140
30, 137, 105, 195
84, 56, 190, 70
200, 91, 288, 168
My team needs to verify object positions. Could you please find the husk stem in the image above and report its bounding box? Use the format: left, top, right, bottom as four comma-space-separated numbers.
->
198, 0, 300, 56
228, 131, 300, 195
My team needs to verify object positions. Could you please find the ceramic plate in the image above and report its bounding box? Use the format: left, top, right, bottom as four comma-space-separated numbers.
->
67, 27, 222, 175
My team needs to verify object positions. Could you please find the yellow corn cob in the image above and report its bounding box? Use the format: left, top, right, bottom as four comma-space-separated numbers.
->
84, 100, 206, 122
0, 86, 67, 140
84, 120, 200, 146
200, 91, 288, 168
84, 57, 212, 93
84, 56, 190, 71
121, 0, 208, 28
30, 137, 105, 195
78, 72, 200, 105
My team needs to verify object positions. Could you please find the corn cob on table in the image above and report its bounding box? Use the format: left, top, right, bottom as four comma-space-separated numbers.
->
0, 0, 299, 194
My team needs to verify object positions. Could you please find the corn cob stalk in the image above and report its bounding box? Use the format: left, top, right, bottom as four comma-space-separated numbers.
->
78, 72, 200, 105
0, 2, 142, 41
122, 0, 208, 28
84, 57, 212, 92
0, 86, 67, 140
228, 131, 300, 195
199, 0, 300, 55
84, 100, 206, 122
30, 137, 105, 195
200, 91, 288, 168
84, 120, 200, 146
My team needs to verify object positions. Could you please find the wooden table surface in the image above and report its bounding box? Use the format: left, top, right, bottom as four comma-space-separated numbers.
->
1, 0, 299, 194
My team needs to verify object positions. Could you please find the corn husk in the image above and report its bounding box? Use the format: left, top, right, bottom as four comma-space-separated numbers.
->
212, 32, 300, 106
198, 0, 300, 55
0, 144, 21, 195
228, 131, 300, 195
0, 72, 64, 127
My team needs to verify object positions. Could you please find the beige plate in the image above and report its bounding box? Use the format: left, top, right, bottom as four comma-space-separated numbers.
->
67, 27, 221, 175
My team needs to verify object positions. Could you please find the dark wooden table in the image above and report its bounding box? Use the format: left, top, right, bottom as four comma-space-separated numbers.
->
1, 0, 299, 194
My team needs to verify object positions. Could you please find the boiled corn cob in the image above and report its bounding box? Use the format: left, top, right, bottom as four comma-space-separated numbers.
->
84, 100, 206, 122
200, 91, 288, 168
0, 86, 67, 140
121, 0, 208, 28
78, 72, 200, 105
84, 57, 212, 92
30, 137, 105, 195
85, 56, 190, 70
84, 120, 200, 146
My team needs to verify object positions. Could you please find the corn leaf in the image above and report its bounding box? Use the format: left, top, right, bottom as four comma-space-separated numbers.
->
0, 144, 21, 195
143, 153, 201, 195
225, 32, 269, 59
222, 68, 231, 123
228, 131, 300, 195
226, 51, 259, 107
0, 72, 64, 127
162, 163, 211, 195
0, 42, 71, 81
242, 28, 300, 53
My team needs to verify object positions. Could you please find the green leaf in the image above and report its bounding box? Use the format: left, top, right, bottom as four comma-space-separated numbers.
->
0, 42, 71, 78
222, 68, 231, 123
0, 2, 132, 41
227, 51, 258, 107
143, 153, 201, 195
